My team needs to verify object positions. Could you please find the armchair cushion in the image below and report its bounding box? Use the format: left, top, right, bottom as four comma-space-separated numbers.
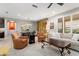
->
60, 33, 73, 39
12, 32, 20, 39
72, 34, 79, 41
21, 39, 27, 43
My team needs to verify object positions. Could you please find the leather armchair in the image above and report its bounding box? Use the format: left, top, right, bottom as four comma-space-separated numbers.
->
37, 32, 46, 42
11, 32, 29, 49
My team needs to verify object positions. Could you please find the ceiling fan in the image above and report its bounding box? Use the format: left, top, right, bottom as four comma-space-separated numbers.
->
32, 3, 64, 8
48, 3, 64, 8
32, 4, 38, 8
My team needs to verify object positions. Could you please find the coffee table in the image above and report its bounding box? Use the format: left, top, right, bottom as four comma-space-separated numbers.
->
41, 38, 71, 56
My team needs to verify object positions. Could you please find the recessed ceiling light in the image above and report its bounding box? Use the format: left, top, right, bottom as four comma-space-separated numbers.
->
22, 16, 27, 19
52, 11, 56, 14
5, 11, 8, 14
17, 14, 21, 16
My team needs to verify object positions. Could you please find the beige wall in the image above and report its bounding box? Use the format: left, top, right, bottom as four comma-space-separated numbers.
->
46, 7, 79, 40
5, 18, 37, 36
47, 7, 79, 34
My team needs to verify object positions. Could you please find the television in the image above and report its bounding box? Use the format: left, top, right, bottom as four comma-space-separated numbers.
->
0, 18, 5, 28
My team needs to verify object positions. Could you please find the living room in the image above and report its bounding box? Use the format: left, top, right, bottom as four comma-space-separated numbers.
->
0, 3, 79, 56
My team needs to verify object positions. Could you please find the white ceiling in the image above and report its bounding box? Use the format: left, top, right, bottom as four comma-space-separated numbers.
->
0, 3, 79, 21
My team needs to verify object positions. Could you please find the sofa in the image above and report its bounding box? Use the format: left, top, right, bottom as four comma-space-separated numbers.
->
48, 33, 79, 51
11, 32, 29, 49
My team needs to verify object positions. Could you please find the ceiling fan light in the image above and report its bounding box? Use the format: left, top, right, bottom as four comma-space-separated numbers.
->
47, 3, 53, 8
57, 3, 64, 6
32, 4, 38, 8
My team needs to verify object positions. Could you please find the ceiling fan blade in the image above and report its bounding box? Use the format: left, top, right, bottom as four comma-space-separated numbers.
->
32, 4, 38, 8
57, 3, 64, 6
48, 3, 53, 8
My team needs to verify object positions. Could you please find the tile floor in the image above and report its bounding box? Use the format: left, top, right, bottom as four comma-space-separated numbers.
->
0, 36, 79, 56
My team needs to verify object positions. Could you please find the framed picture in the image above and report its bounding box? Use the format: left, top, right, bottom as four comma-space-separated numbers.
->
72, 14, 79, 34
8, 21, 16, 30
0, 18, 5, 28
64, 16, 71, 33
58, 18, 63, 33
50, 22, 54, 29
